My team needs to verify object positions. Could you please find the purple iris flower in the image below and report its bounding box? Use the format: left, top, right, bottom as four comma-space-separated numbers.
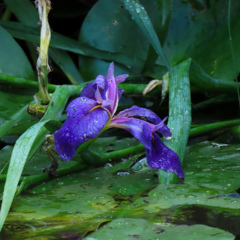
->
54, 63, 184, 178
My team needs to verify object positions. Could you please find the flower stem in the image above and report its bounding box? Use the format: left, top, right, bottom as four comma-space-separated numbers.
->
35, 0, 51, 104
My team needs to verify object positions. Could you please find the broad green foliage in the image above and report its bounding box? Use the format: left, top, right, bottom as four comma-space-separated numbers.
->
4, 0, 84, 84
79, 0, 151, 70
1, 0, 240, 238
0, 26, 34, 80
164, 0, 240, 81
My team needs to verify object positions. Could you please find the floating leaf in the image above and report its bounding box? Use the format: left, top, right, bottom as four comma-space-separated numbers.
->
84, 218, 234, 240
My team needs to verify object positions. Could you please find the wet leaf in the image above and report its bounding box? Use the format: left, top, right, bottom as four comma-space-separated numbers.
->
84, 218, 234, 240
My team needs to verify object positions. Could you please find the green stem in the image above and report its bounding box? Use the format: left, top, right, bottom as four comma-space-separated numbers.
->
189, 119, 240, 137
0, 73, 57, 92
15, 161, 88, 196
37, 65, 51, 104
0, 74, 155, 97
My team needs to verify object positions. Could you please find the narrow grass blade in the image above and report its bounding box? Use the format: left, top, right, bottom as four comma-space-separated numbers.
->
159, 58, 192, 183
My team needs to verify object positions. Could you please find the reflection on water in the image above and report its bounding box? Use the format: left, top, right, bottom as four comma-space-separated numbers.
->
168, 205, 240, 236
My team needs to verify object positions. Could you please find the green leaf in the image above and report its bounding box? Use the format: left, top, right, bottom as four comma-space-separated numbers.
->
78, 57, 133, 82
0, 141, 239, 238
0, 20, 135, 67
0, 89, 33, 125
0, 120, 50, 231
0, 104, 30, 138
142, 0, 172, 72
84, 218, 234, 240
3, 0, 39, 26
80, 137, 144, 166
132, 142, 240, 213
0, 83, 86, 230
4, 0, 84, 84
49, 48, 84, 84
122, 0, 170, 70
190, 60, 239, 93
164, 0, 240, 81
79, 0, 151, 70
159, 58, 192, 183
0, 25, 34, 79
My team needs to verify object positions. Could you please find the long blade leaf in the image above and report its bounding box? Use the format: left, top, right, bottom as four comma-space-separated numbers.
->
0, 20, 135, 66
160, 58, 192, 183
0, 120, 51, 231
122, 0, 170, 70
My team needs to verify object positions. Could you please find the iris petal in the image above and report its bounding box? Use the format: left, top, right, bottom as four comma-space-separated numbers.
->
115, 74, 128, 84
80, 75, 108, 100
106, 63, 117, 115
118, 89, 124, 101
54, 107, 109, 161
146, 133, 184, 178
80, 83, 95, 99
110, 117, 152, 149
116, 105, 172, 139
66, 97, 98, 118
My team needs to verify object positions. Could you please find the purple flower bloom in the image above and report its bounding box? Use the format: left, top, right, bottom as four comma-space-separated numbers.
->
54, 63, 184, 178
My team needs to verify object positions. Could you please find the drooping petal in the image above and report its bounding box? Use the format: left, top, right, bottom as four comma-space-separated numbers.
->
110, 117, 184, 177
115, 74, 128, 84
54, 107, 109, 161
110, 117, 152, 149
146, 133, 184, 178
116, 105, 172, 139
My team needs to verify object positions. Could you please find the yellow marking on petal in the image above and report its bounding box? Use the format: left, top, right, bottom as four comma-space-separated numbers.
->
89, 105, 102, 112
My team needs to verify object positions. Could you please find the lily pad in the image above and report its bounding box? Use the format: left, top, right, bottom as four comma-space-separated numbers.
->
1, 141, 240, 238
84, 218, 234, 240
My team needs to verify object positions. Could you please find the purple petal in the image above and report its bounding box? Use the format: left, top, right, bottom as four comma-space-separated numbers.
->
106, 62, 118, 115
94, 75, 108, 100
110, 117, 152, 149
80, 82, 95, 99
146, 133, 184, 178
115, 74, 128, 84
118, 88, 124, 101
66, 97, 98, 118
80, 75, 108, 100
54, 107, 109, 161
116, 106, 171, 139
